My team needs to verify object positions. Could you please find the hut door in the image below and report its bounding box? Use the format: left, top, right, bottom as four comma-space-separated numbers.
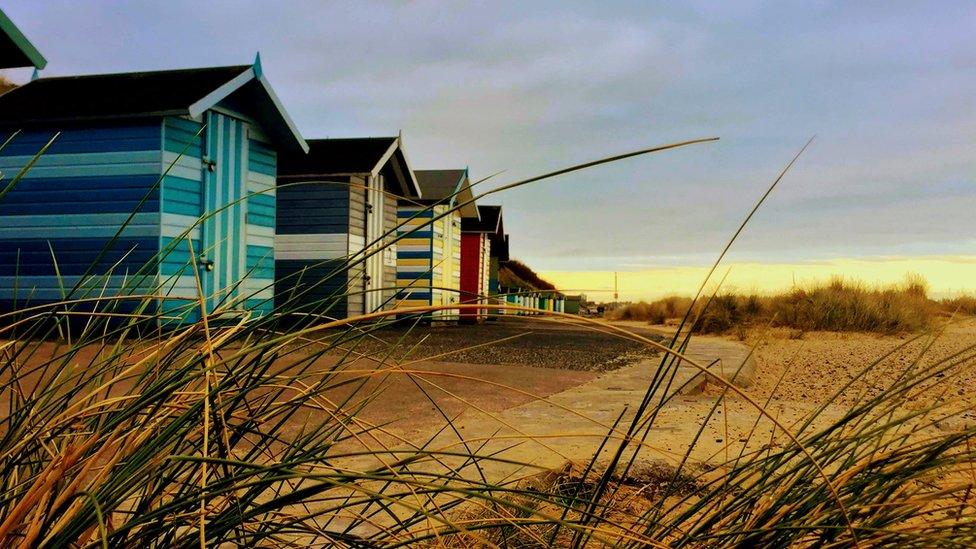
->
199, 112, 249, 314
364, 175, 385, 313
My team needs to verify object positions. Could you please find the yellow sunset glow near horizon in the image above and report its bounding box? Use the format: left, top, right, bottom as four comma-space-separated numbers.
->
539, 255, 976, 302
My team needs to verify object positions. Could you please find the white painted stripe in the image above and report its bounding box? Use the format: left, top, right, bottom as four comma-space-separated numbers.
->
247, 171, 275, 189
242, 278, 274, 299
161, 151, 204, 182
275, 233, 350, 260
349, 234, 365, 253
161, 213, 202, 240
397, 245, 430, 253
246, 223, 274, 248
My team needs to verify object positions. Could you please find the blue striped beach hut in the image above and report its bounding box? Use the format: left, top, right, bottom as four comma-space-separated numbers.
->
275, 137, 421, 319
0, 59, 307, 323
396, 169, 478, 320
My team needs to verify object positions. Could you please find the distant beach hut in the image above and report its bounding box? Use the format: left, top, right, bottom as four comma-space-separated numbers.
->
0, 8, 45, 70
275, 137, 420, 319
0, 59, 307, 322
565, 294, 585, 315
479, 206, 506, 319
460, 205, 501, 322
396, 169, 477, 320
491, 234, 511, 314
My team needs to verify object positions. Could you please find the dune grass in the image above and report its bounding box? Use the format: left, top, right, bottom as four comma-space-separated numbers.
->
610, 275, 946, 334
0, 133, 974, 547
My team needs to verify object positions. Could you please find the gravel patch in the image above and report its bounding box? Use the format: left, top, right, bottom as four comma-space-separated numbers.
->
346, 317, 663, 372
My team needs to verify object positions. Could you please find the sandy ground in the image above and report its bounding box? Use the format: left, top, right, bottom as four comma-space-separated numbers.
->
744, 317, 976, 424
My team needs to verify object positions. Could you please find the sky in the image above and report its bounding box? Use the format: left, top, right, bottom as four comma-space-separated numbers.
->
5, 1, 975, 299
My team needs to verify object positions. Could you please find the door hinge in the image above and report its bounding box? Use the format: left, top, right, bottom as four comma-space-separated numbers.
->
198, 255, 215, 272
202, 157, 216, 172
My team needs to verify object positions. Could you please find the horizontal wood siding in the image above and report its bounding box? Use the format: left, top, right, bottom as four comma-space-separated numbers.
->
244, 138, 275, 316
396, 205, 433, 308
347, 177, 367, 316
381, 193, 398, 310
158, 117, 204, 322
0, 123, 163, 310
274, 172, 357, 315
275, 259, 351, 319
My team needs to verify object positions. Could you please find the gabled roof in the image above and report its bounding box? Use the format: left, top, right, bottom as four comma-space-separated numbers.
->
0, 58, 307, 152
0, 8, 45, 69
415, 169, 479, 218
462, 204, 503, 233
277, 136, 421, 197
494, 234, 510, 261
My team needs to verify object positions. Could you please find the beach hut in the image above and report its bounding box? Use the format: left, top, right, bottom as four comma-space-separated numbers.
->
461, 205, 501, 322
0, 59, 307, 322
0, 8, 45, 70
491, 234, 512, 314
564, 294, 585, 315
481, 207, 506, 319
275, 137, 420, 319
396, 169, 477, 321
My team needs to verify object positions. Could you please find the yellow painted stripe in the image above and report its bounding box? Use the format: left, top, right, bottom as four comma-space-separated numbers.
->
397, 279, 434, 288
398, 258, 430, 267
399, 238, 431, 247
396, 299, 430, 308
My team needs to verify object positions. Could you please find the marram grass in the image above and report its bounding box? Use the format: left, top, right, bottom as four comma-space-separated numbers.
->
0, 134, 973, 547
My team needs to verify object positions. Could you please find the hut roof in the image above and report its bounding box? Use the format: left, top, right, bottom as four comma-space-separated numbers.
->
0, 59, 307, 152
414, 169, 479, 218
278, 137, 422, 198
462, 204, 502, 234
494, 234, 510, 262
0, 8, 45, 69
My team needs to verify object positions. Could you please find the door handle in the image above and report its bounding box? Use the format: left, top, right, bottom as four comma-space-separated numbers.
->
198, 255, 215, 272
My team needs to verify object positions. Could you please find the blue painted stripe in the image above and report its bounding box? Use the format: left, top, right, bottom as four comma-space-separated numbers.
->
398, 209, 434, 218
397, 272, 432, 280
397, 251, 433, 259
160, 236, 200, 276
162, 175, 202, 216
247, 212, 275, 228
248, 139, 276, 176
0, 237, 159, 276
0, 123, 161, 156
396, 290, 432, 300
398, 230, 433, 239
0, 174, 161, 215
164, 117, 204, 157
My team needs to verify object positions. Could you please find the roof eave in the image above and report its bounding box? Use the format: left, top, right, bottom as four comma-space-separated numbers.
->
187, 66, 308, 153
0, 9, 46, 69
394, 136, 422, 198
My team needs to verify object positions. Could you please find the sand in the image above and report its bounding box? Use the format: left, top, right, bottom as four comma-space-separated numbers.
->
744, 318, 976, 425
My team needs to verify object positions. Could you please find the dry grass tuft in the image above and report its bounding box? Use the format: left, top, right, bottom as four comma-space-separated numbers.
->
611, 274, 944, 334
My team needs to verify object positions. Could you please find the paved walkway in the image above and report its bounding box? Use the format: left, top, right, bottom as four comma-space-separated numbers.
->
349, 325, 768, 481
333, 325, 830, 536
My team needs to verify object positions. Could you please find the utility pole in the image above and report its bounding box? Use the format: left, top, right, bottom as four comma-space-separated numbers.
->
613, 272, 618, 310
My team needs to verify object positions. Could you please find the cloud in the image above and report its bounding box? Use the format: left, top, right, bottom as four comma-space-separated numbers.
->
4, 1, 975, 273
